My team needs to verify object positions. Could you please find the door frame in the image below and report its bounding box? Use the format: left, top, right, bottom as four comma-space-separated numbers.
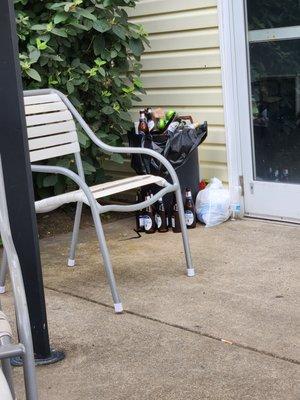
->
217, 0, 300, 222
217, 0, 249, 212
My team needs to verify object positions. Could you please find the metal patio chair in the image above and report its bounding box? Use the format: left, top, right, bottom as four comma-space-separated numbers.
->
0, 88, 196, 313
0, 157, 38, 400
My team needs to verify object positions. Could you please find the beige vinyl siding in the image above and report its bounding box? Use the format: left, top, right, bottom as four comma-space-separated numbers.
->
128, 0, 227, 182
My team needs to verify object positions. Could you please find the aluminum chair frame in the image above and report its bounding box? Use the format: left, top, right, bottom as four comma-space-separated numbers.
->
0, 89, 196, 313
0, 157, 38, 400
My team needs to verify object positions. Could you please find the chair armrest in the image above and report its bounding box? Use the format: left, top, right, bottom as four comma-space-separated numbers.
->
52, 89, 180, 186
31, 164, 100, 213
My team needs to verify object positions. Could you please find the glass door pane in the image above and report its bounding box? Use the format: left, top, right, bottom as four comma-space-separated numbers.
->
247, 1, 300, 184
247, 0, 300, 29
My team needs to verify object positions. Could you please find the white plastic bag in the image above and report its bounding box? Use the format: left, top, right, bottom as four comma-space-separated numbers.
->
196, 177, 230, 227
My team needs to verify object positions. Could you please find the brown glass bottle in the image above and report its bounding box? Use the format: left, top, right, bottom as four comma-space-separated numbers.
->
135, 189, 144, 232
184, 188, 196, 229
171, 197, 181, 233
138, 110, 149, 136
144, 193, 156, 234
155, 198, 168, 233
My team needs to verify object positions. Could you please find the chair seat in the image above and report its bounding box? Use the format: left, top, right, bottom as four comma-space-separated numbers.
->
35, 174, 168, 213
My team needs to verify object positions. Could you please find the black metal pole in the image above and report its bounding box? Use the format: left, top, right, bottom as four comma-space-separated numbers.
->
0, 0, 63, 364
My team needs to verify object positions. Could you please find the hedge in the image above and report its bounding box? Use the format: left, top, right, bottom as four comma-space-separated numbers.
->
15, 0, 148, 198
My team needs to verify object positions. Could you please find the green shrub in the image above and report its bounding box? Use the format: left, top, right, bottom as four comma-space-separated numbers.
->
15, 0, 148, 198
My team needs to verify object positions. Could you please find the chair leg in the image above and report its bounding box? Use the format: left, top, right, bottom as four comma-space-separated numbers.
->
175, 187, 195, 277
22, 347, 39, 400
67, 202, 83, 267
0, 250, 8, 293
92, 211, 123, 313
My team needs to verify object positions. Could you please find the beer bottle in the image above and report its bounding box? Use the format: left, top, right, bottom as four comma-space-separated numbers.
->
144, 193, 156, 234
184, 188, 196, 229
138, 110, 149, 136
135, 189, 144, 232
281, 167, 289, 182
171, 196, 181, 233
155, 198, 169, 233
146, 107, 155, 132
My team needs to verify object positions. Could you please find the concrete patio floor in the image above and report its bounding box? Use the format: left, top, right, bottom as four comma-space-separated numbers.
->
1, 217, 299, 399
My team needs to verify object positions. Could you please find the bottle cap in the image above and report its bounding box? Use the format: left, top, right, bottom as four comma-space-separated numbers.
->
199, 180, 206, 190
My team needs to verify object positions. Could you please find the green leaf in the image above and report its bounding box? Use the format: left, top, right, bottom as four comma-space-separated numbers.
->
56, 158, 71, 168
63, 2, 74, 12
82, 160, 96, 174
47, 2, 69, 10
129, 38, 144, 57
52, 27, 68, 37
31, 24, 48, 31
28, 46, 40, 63
77, 130, 90, 148
103, 0, 111, 7
93, 35, 105, 56
76, 8, 97, 21
54, 12, 68, 24
119, 111, 132, 121
122, 85, 134, 94
110, 153, 124, 164
93, 19, 110, 33
110, 49, 117, 58
25, 68, 41, 82
69, 22, 90, 31
98, 67, 105, 77
36, 38, 48, 50
133, 77, 143, 88
54, 179, 66, 195
102, 105, 114, 115
66, 81, 74, 94
43, 175, 58, 187
113, 76, 122, 87
44, 54, 64, 62
112, 25, 126, 40
71, 58, 81, 67
94, 58, 106, 67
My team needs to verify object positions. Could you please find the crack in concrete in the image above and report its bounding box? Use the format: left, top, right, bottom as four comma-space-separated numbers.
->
45, 286, 300, 366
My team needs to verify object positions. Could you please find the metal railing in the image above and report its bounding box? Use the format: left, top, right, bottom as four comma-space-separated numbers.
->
0, 156, 38, 400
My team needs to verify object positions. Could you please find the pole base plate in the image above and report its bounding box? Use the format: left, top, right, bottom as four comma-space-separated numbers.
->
11, 349, 65, 367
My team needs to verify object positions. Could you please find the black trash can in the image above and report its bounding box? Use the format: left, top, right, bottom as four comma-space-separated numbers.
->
128, 120, 207, 215
154, 147, 199, 217
176, 146, 199, 199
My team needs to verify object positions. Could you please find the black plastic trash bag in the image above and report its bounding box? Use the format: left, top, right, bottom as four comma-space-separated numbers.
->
128, 121, 207, 177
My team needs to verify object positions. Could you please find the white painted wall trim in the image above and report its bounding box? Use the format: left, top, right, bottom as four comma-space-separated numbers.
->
249, 25, 300, 42
217, 0, 245, 206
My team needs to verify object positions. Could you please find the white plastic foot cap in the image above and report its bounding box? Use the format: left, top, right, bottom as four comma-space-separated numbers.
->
114, 303, 123, 313
187, 268, 195, 277
67, 259, 76, 267
0, 286, 6, 294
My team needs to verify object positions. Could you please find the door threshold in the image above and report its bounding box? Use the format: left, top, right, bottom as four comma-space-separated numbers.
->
244, 214, 300, 226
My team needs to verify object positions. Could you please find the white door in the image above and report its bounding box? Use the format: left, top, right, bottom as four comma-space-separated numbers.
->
233, 0, 300, 222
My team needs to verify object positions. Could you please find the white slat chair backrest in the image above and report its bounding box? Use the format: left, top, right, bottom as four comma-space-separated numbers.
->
24, 93, 80, 163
